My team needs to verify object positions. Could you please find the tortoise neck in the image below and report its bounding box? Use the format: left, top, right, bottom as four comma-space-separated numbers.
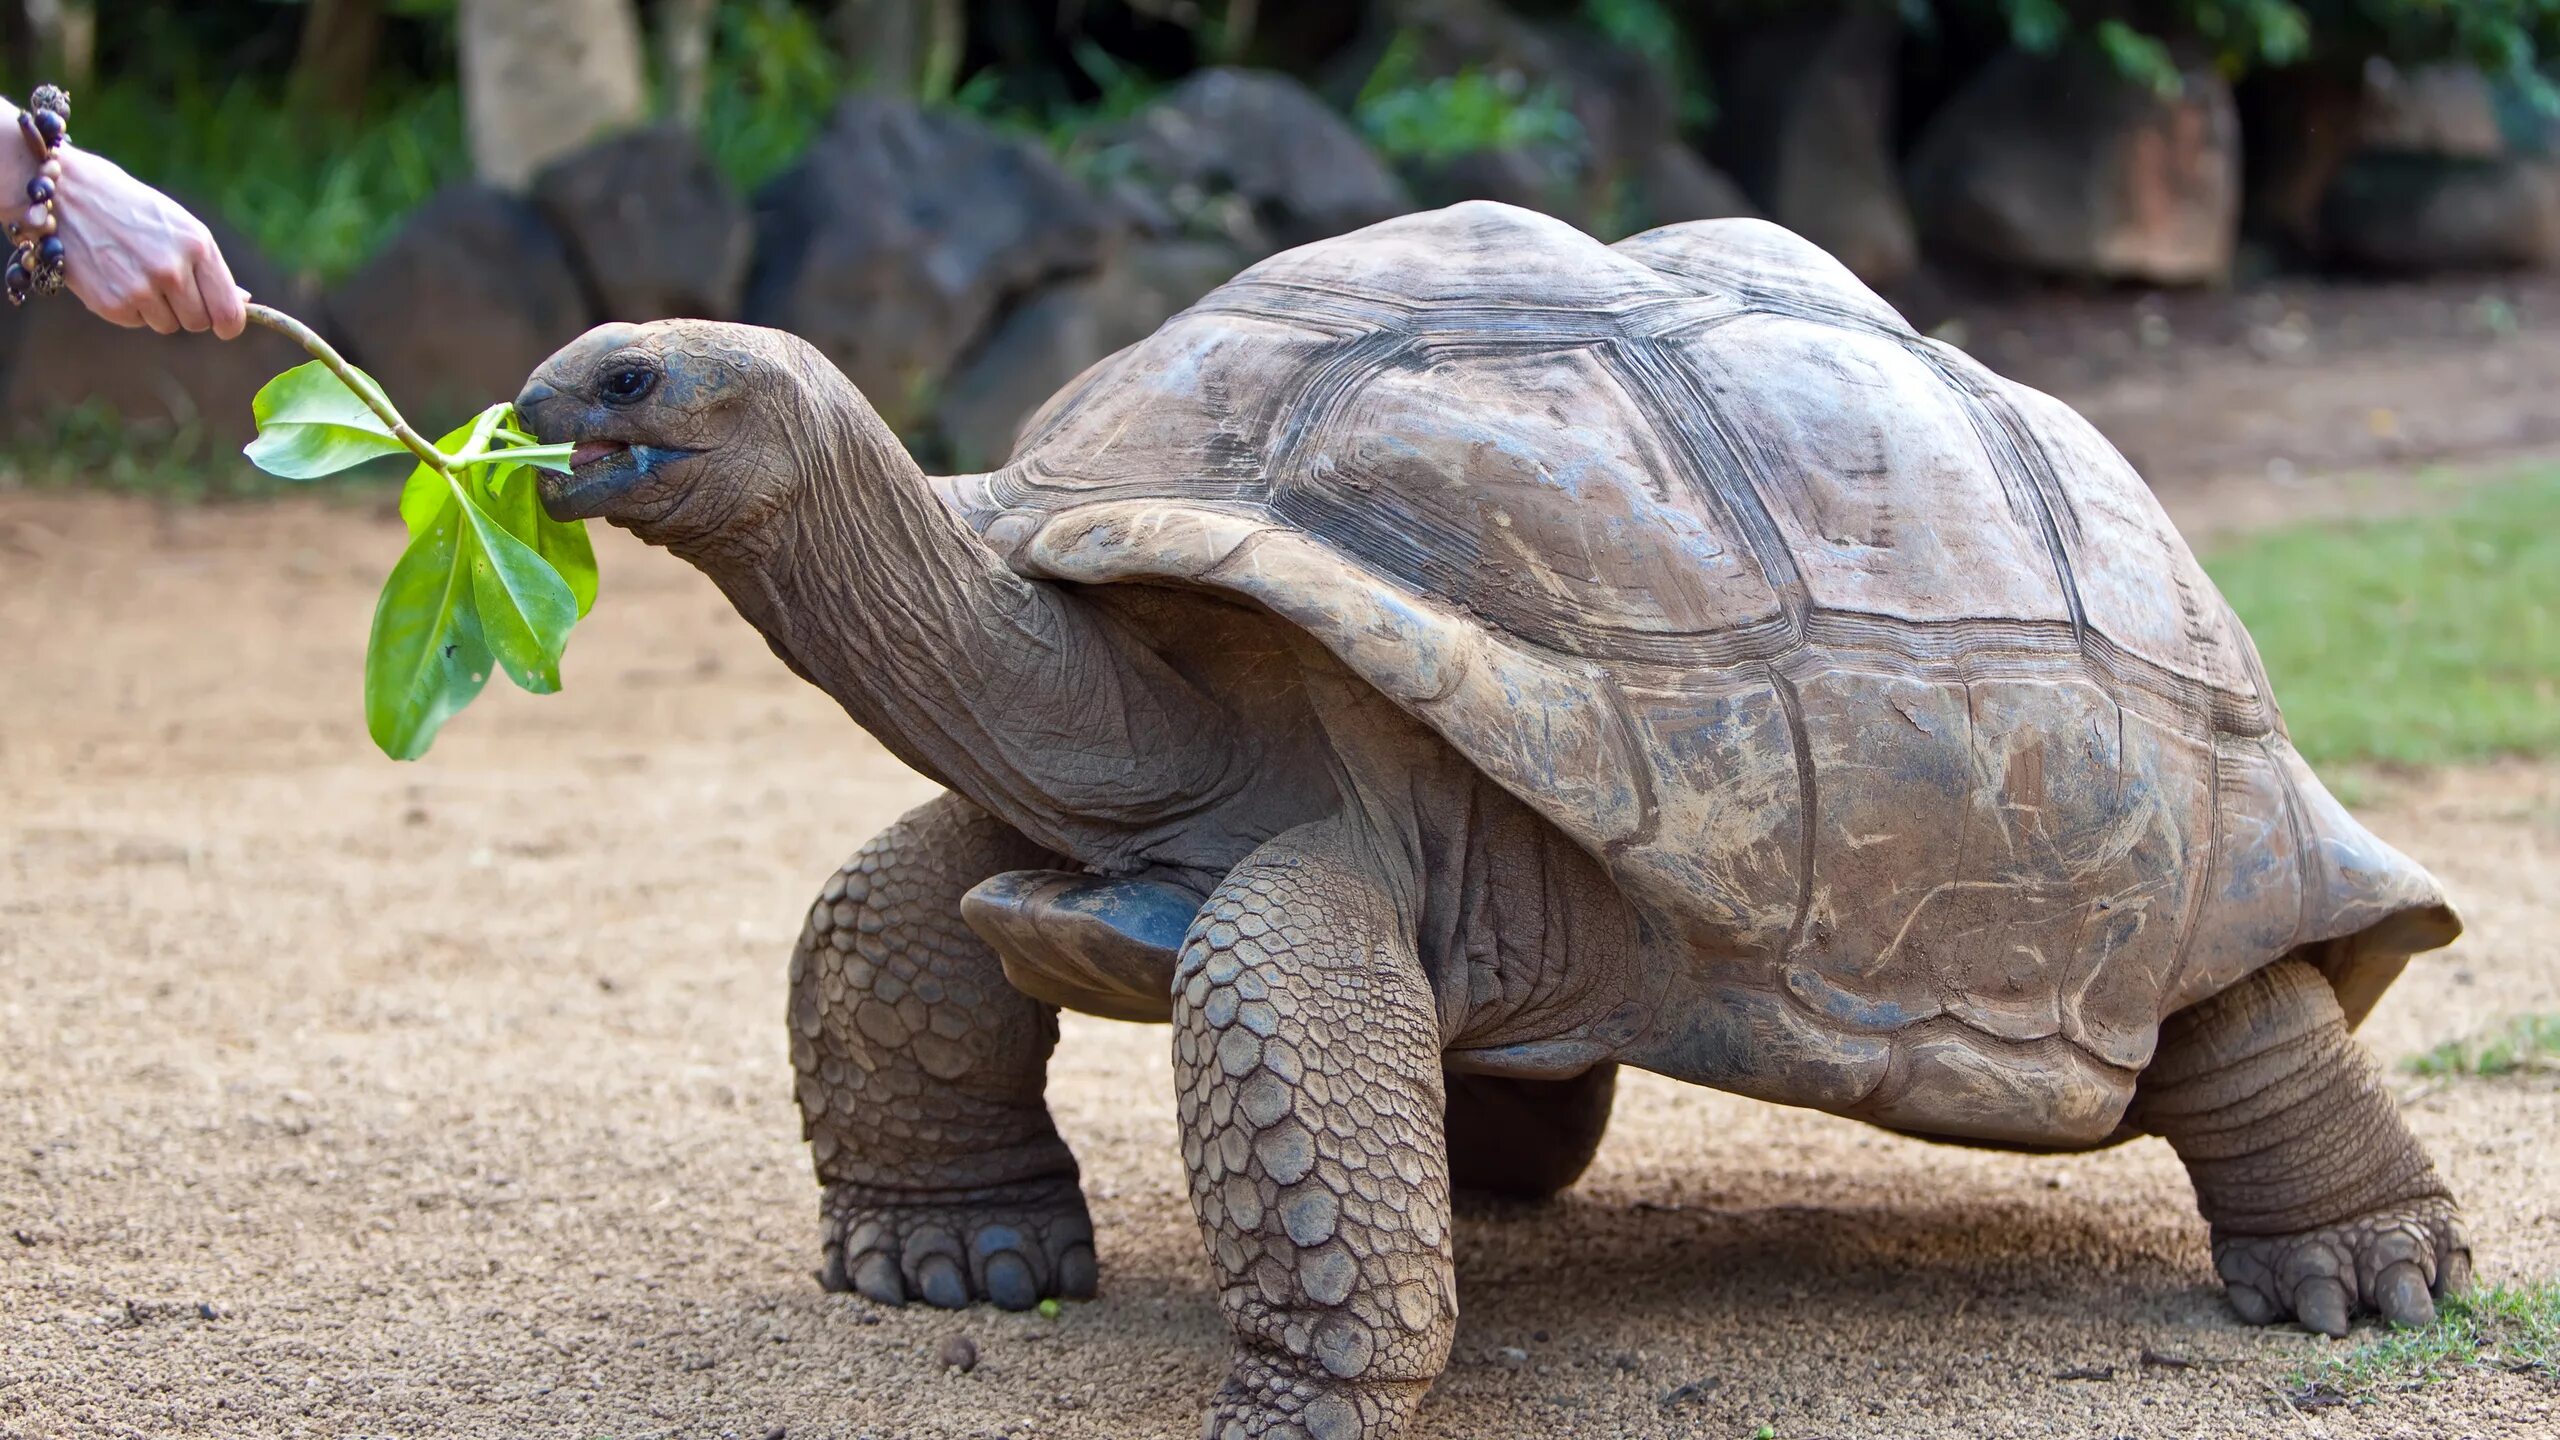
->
700, 365, 1239, 872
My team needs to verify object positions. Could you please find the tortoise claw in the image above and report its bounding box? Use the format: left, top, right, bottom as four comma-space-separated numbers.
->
820, 1177, 1098, 1312
2211, 1195, 2470, 1337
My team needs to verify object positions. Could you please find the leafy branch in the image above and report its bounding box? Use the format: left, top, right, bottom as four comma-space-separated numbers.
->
240, 305, 595, 761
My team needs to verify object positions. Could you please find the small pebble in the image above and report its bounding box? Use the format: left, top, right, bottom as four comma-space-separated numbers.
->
1494, 1346, 1528, 1370
939, 1334, 980, 1373
1532, 1330, 1550, 1343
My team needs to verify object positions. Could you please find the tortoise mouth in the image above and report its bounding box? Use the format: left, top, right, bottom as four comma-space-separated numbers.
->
538, 442, 695, 522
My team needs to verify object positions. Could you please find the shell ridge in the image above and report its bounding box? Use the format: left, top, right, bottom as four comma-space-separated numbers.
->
2270, 734, 2317, 953
2156, 721, 2227, 1005
1596, 338, 1811, 637
1263, 328, 1415, 486
1772, 668, 1821, 972
1910, 347, 2092, 647
1594, 670, 1663, 853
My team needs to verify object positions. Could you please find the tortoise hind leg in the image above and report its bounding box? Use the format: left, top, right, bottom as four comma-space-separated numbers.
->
1444, 1066, 1615, 1201
2131, 957, 2471, 1336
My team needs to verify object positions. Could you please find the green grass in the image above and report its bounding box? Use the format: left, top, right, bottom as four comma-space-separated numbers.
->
2289, 1280, 2560, 1405
2204, 467, 2560, 767
2404, 1014, 2560, 1077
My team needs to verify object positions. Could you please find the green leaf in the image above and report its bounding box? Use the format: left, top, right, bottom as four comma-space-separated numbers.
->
455, 478, 579, 694
245, 360, 409, 479
483, 459, 600, 618
399, 407, 508, 536
504, 441, 578, 475
398, 459, 454, 535
543, 511, 601, 619
363, 500, 491, 761
2096, 20, 2182, 98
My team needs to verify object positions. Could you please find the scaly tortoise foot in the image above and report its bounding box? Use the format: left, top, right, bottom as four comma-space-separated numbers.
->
819, 1175, 1097, 1311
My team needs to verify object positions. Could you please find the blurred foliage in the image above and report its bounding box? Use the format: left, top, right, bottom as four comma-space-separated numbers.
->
71, 3, 461, 280
48, 0, 2560, 276
0, 400, 317, 499
82, 79, 464, 284
1354, 29, 1583, 159
1910, 0, 2560, 98
952, 37, 1170, 145
699, 0, 847, 188
1583, 0, 1715, 124
2204, 465, 2560, 767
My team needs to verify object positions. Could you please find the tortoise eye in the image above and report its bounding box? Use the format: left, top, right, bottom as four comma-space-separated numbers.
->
601, 366, 656, 405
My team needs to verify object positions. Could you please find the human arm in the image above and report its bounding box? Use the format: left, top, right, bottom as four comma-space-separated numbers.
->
0, 96, 250, 339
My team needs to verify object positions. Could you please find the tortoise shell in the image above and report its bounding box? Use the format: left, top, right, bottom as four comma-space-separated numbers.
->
943, 202, 2458, 1145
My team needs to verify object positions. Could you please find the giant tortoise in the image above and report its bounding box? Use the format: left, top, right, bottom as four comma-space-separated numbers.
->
517, 202, 2468, 1440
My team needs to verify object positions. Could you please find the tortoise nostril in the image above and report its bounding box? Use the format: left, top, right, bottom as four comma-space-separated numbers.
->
512, 380, 564, 439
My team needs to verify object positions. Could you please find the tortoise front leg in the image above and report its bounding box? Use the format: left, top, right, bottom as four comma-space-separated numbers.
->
1176, 820, 1455, 1440
2133, 958, 2471, 1336
791, 792, 1098, 1310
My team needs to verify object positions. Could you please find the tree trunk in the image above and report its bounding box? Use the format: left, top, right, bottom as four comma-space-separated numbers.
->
1220, 0, 1260, 64
23, 0, 89, 88
290, 0, 386, 120
833, 0, 963, 99
656, 0, 717, 127
457, 0, 649, 190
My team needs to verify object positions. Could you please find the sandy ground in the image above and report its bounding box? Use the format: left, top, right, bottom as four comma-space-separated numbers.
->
6, 348, 2560, 1439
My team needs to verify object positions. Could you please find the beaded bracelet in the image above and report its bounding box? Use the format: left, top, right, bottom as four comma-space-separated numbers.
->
6, 84, 68, 306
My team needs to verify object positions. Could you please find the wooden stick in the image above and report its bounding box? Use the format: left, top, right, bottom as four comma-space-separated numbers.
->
244, 301, 451, 475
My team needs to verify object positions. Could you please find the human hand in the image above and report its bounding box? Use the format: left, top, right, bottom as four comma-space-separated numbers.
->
51, 146, 250, 339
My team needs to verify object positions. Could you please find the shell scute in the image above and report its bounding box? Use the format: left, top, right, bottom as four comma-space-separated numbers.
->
1660, 313, 2074, 628
1269, 341, 1781, 653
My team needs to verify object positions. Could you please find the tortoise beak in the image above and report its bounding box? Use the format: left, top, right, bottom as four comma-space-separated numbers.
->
513, 373, 637, 522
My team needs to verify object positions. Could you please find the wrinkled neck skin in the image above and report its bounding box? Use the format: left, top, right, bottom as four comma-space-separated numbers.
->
661, 354, 1242, 877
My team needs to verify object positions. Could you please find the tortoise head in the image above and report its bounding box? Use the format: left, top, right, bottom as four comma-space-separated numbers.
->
515, 319, 817, 549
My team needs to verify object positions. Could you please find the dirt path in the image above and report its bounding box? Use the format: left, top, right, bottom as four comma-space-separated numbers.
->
3, 473, 2556, 1440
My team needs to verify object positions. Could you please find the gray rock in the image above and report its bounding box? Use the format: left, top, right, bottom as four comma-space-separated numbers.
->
530, 125, 752, 322
935, 240, 1243, 472
1089, 68, 1409, 254
327, 184, 595, 430
744, 97, 1121, 435
2321, 153, 2560, 272
2359, 61, 2504, 158
0, 202, 319, 450
1708, 11, 1915, 285
1907, 49, 2240, 286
